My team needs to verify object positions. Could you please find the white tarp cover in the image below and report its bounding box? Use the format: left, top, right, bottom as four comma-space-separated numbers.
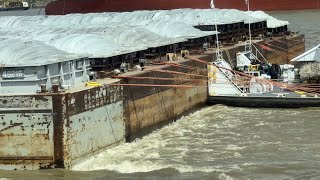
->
46, 34, 136, 58
0, 9, 288, 67
0, 28, 145, 57
246, 11, 290, 28
145, 20, 216, 38
0, 9, 287, 28
0, 38, 84, 67
87, 26, 187, 47
0, 10, 218, 60
0, 26, 184, 55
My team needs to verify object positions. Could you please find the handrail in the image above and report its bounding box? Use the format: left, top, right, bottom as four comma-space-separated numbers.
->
216, 67, 244, 94
252, 43, 269, 63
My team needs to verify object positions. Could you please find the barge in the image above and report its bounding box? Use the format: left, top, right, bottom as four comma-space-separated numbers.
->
0, 9, 306, 170
0, 0, 29, 11
45, 0, 320, 15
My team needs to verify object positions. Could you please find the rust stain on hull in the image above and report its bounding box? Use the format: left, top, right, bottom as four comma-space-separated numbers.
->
0, 96, 54, 170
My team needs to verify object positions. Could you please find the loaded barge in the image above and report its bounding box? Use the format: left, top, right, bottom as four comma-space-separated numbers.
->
0, 0, 29, 11
45, 0, 320, 15
0, 9, 306, 170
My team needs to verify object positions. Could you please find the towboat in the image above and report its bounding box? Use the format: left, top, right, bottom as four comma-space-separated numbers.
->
0, 0, 29, 11
207, 44, 320, 108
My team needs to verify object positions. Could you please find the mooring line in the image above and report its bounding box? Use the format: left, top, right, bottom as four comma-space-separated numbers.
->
112, 76, 208, 82
151, 69, 208, 78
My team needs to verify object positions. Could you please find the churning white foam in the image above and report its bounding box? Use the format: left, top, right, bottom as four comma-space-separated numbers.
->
218, 173, 235, 180
72, 106, 237, 173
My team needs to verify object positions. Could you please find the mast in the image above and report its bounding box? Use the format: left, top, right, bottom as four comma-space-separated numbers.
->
247, 0, 252, 52
211, 0, 222, 60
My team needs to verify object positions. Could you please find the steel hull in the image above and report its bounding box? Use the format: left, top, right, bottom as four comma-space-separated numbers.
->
45, 0, 320, 15
208, 96, 320, 108
0, 7, 29, 11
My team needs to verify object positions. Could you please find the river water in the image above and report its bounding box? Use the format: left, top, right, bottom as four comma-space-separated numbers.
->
269, 10, 320, 50
1, 9, 320, 180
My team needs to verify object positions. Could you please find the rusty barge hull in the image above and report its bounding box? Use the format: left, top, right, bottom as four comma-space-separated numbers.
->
45, 0, 320, 15
0, 85, 125, 170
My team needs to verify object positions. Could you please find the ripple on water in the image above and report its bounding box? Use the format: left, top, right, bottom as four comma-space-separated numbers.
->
72, 105, 320, 179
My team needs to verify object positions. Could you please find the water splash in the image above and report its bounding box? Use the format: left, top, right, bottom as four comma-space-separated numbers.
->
73, 105, 320, 178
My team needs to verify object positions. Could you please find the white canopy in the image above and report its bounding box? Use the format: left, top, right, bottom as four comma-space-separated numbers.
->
291, 44, 320, 62
0, 38, 84, 67
0, 9, 288, 63
245, 11, 290, 28
0, 9, 288, 29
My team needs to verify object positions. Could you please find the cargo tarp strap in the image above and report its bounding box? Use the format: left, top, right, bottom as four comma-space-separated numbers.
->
271, 37, 296, 46
112, 75, 251, 83
265, 42, 289, 53
256, 43, 273, 51
264, 42, 297, 58
108, 84, 208, 88
255, 43, 293, 58
271, 38, 288, 45
112, 76, 207, 82
151, 69, 208, 78
166, 63, 206, 71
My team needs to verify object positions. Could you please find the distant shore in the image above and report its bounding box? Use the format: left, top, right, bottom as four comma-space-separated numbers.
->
0, 8, 45, 16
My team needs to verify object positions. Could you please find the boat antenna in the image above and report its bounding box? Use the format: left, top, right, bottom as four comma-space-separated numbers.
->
211, 0, 223, 60
38, 0, 52, 15
246, 0, 252, 52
